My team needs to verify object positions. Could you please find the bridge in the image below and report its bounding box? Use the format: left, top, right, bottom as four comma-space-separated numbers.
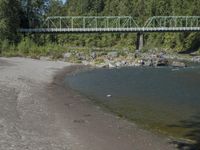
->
19, 16, 200, 50
20, 16, 200, 33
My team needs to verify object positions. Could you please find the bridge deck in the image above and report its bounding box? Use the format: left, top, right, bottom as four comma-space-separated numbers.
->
19, 27, 200, 33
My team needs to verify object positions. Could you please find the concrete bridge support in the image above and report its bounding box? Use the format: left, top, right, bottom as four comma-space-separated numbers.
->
136, 32, 144, 51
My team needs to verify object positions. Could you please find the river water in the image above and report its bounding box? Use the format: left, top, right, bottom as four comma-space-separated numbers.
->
65, 65, 200, 140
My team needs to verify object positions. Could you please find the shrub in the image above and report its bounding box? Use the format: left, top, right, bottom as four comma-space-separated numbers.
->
17, 37, 37, 55
0, 39, 10, 53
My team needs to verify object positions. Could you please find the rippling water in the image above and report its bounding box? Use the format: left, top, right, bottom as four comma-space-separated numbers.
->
65, 65, 200, 140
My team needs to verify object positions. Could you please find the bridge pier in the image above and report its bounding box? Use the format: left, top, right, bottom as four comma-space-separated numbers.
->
136, 32, 144, 51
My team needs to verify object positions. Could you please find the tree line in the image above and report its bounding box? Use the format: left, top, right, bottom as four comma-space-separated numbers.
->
0, 0, 200, 54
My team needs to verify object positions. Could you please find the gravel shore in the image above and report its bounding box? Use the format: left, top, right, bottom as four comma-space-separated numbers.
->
0, 57, 177, 150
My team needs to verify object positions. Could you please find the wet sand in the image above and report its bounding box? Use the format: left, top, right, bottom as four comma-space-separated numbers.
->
0, 57, 177, 150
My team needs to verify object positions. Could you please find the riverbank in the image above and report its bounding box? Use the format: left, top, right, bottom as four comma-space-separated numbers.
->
0, 57, 178, 150
3, 48, 200, 68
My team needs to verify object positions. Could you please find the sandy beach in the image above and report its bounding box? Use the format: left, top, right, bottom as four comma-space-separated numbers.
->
0, 57, 177, 150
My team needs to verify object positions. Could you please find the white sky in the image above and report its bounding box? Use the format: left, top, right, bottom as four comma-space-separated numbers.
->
62, 0, 67, 3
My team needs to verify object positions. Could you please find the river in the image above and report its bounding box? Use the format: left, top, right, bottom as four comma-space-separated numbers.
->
65, 65, 200, 140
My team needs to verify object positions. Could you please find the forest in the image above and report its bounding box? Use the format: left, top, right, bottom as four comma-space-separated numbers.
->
0, 0, 200, 57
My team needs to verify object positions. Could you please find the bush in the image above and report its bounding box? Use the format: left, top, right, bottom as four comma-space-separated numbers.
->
17, 37, 37, 55
0, 39, 10, 53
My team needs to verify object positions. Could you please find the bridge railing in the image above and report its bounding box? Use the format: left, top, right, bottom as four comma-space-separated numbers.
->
43, 16, 139, 29
144, 16, 200, 28
19, 16, 200, 33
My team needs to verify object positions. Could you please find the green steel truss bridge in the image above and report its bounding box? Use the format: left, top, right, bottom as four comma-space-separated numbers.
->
20, 16, 200, 33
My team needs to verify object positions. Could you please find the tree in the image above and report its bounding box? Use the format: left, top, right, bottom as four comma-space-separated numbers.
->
47, 0, 64, 16
0, 0, 20, 42
20, 0, 49, 28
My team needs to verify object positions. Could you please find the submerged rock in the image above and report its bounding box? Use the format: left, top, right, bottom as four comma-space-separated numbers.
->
144, 60, 154, 66
82, 60, 90, 66
76, 52, 86, 60
40, 56, 51, 61
191, 56, 200, 63
96, 63, 108, 68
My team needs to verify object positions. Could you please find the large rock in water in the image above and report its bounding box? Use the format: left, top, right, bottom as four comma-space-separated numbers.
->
171, 61, 186, 67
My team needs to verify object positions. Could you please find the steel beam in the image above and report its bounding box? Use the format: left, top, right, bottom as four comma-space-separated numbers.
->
20, 16, 200, 33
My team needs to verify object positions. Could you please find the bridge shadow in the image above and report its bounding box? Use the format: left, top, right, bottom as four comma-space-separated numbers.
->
168, 113, 200, 150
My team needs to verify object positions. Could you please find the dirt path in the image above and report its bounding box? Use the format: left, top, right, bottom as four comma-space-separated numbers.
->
0, 57, 177, 150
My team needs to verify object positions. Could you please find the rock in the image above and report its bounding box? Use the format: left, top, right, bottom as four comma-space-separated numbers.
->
82, 61, 90, 66
138, 59, 145, 66
157, 58, 169, 66
115, 61, 127, 68
191, 56, 200, 63
107, 52, 118, 58
171, 61, 186, 67
134, 63, 142, 67
108, 62, 116, 68
90, 52, 97, 59
121, 61, 127, 65
40, 56, 51, 61
63, 53, 72, 61
106, 94, 112, 98
76, 52, 86, 60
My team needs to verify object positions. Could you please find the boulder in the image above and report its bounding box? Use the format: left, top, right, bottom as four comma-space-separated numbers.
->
40, 56, 51, 61
107, 52, 118, 58
96, 63, 109, 68
108, 62, 116, 68
63, 53, 72, 61
115, 62, 123, 68
171, 61, 186, 67
76, 52, 86, 60
134, 51, 141, 58
82, 61, 90, 66
90, 52, 97, 59
191, 56, 200, 63
157, 58, 169, 66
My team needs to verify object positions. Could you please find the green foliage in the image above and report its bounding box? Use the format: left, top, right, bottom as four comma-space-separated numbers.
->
0, 40, 10, 52
1, 0, 200, 57
60, 0, 200, 52
0, 0, 20, 42
17, 37, 35, 54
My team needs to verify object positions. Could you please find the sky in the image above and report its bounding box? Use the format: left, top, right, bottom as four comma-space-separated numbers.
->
62, 0, 67, 3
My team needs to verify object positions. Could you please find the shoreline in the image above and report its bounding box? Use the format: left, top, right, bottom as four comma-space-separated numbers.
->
0, 57, 177, 149
54, 65, 195, 142
2, 49, 200, 69
49, 64, 178, 150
